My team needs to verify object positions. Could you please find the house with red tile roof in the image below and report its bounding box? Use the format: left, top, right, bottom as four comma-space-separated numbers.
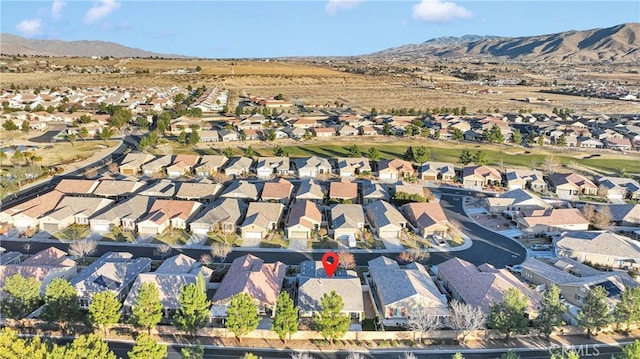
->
240, 202, 284, 240
210, 254, 286, 318
136, 199, 201, 235
549, 173, 598, 198
516, 208, 589, 234
378, 159, 415, 181
0, 190, 65, 229
0, 247, 77, 294
329, 179, 358, 204
402, 202, 450, 238
261, 178, 294, 204
286, 200, 322, 239
462, 165, 502, 190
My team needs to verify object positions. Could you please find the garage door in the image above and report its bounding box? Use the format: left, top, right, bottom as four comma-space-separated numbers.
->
244, 231, 262, 239
288, 231, 308, 239
41, 223, 60, 233
91, 223, 110, 233
379, 230, 398, 239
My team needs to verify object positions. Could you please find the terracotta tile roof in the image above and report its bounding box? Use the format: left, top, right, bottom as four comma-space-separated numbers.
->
54, 179, 98, 194
403, 202, 448, 230
261, 178, 293, 200
6, 190, 65, 219
330, 179, 357, 199
286, 200, 322, 228
521, 208, 588, 227
141, 199, 200, 224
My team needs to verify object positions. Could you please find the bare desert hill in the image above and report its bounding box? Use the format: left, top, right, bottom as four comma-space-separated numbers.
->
371, 23, 640, 63
0, 33, 184, 58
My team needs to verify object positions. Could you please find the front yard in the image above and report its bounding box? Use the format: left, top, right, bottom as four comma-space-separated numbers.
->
154, 229, 190, 246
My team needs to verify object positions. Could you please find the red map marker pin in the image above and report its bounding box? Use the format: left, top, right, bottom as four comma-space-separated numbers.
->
322, 251, 339, 278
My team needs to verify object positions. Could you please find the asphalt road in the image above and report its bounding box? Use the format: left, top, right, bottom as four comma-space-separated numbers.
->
94, 340, 625, 359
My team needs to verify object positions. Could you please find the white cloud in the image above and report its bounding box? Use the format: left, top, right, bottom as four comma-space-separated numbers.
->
51, 0, 66, 18
84, 0, 121, 24
412, 0, 472, 23
16, 19, 43, 37
325, 0, 365, 15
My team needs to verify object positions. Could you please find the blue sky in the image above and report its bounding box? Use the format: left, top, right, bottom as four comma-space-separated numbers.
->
2, 1, 639, 58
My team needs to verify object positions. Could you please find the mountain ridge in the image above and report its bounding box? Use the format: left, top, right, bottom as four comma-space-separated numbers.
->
370, 23, 640, 62
0, 33, 185, 58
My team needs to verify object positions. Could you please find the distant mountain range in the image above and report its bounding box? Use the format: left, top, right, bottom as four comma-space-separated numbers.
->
0, 33, 183, 58
370, 23, 640, 62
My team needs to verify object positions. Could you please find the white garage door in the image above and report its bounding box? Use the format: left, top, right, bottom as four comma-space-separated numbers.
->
91, 224, 111, 233
245, 231, 262, 239
289, 231, 308, 239
379, 230, 398, 239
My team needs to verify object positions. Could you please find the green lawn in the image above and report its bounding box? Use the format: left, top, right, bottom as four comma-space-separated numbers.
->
312, 238, 339, 249
155, 229, 190, 246
53, 225, 91, 241
206, 232, 241, 246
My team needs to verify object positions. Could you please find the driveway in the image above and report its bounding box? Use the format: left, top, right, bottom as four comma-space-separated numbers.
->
381, 237, 404, 251
241, 237, 261, 247
288, 238, 308, 251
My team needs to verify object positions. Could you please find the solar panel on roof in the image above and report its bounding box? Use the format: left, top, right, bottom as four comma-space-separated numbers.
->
591, 280, 622, 297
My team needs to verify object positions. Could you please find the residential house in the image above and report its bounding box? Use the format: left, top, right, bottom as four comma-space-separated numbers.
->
549, 173, 598, 198
337, 125, 359, 137
312, 127, 335, 138
210, 255, 286, 318
219, 129, 240, 142
240, 202, 284, 240
336, 157, 372, 177
418, 162, 456, 182
393, 183, 431, 202
361, 181, 390, 205
255, 157, 291, 178
286, 200, 322, 239
166, 155, 200, 178
220, 180, 262, 201
194, 155, 228, 177
520, 257, 638, 307
0, 190, 64, 229
462, 165, 502, 190
360, 127, 380, 136
198, 130, 220, 143
295, 157, 332, 178
175, 182, 222, 203
365, 200, 407, 239
329, 179, 358, 204
607, 204, 640, 227
71, 252, 152, 309
54, 179, 99, 196
39, 196, 114, 232
505, 169, 547, 192
554, 231, 640, 269
436, 257, 541, 316
577, 137, 603, 149
295, 178, 325, 204
93, 179, 146, 200
485, 189, 551, 214
141, 155, 173, 176
123, 254, 213, 321
223, 157, 254, 178
138, 179, 177, 198
377, 159, 415, 181
0, 247, 77, 294
402, 202, 450, 238
119, 153, 155, 175
368, 257, 449, 324
136, 199, 201, 235
516, 208, 589, 234
242, 129, 262, 141
330, 204, 365, 245
261, 178, 294, 204
189, 198, 246, 235
89, 196, 154, 233
597, 176, 640, 200
297, 260, 364, 321
605, 137, 633, 151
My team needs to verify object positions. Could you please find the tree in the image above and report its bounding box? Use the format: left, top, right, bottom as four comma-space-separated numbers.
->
57, 334, 117, 359
337, 251, 355, 269
451, 354, 464, 359
620, 340, 640, 359
577, 286, 613, 336
266, 128, 277, 141
314, 290, 350, 344
273, 145, 290, 157
407, 309, 442, 344
535, 284, 566, 340
413, 146, 430, 163
542, 156, 561, 175
242, 354, 261, 359
404, 146, 415, 162
348, 144, 361, 158
211, 242, 232, 264
99, 127, 114, 143
188, 130, 200, 145
244, 146, 256, 157
21, 120, 30, 134
537, 134, 545, 147
489, 288, 529, 340
68, 238, 97, 265
615, 287, 640, 332
556, 134, 568, 147
2, 120, 19, 131
473, 150, 488, 165
41, 278, 80, 331
0, 327, 48, 359
66, 133, 77, 146
0, 273, 42, 319
78, 126, 89, 141
448, 300, 486, 344
459, 149, 473, 165
500, 351, 520, 359
370, 107, 378, 115
88, 291, 121, 334
366, 147, 381, 161
511, 129, 522, 145
226, 292, 260, 343
128, 333, 167, 359
593, 205, 612, 230
181, 345, 204, 359
178, 131, 188, 145
174, 275, 211, 337
131, 282, 163, 334
452, 128, 464, 141
271, 291, 299, 343
223, 147, 234, 158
